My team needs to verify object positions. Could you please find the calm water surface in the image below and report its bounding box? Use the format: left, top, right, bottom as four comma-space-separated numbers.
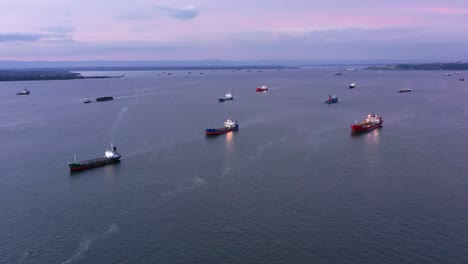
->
1, 69, 468, 263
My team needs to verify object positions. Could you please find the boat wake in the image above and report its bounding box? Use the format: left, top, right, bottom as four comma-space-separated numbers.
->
403, 124, 468, 139
61, 236, 92, 264
108, 107, 128, 141
113, 92, 161, 100
105, 223, 119, 235
125, 134, 199, 158
239, 116, 278, 128
218, 137, 286, 179
249, 140, 274, 160
160, 176, 206, 199
0, 120, 45, 129
220, 167, 232, 178
133, 87, 161, 93
60, 223, 118, 264
18, 251, 29, 264
0, 110, 24, 118
117, 206, 136, 217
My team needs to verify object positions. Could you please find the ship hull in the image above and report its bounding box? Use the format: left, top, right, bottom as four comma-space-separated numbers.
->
96, 96, 113, 102
325, 98, 338, 104
218, 97, 234, 102
17, 92, 30, 95
256, 88, 268, 92
351, 120, 383, 133
68, 157, 121, 172
398, 89, 411, 93
205, 125, 239, 135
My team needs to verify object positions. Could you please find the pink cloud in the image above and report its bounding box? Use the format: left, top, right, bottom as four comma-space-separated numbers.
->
417, 7, 468, 15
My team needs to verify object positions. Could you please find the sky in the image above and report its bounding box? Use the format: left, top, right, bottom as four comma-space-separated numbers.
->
0, 0, 467, 61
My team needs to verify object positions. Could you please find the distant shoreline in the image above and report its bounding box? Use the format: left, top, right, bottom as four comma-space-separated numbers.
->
367, 62, 468, 71
67, 65, 296, 72
0, 66, 296, 82
0, 70, 124, 82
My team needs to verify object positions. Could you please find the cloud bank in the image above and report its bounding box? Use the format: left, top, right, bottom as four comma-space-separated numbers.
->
0, 33, 49, 42
155, 5, 199, 20
1, 0, 468, 61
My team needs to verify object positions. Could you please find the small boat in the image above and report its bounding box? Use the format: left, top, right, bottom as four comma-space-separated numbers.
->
446, 73, 452, 76
205, 118, 239, 136
219, 92, 234, 102
334, 72, 342, 76
325, 95, 338, 104
351, 113, 383, 133
349, 82, 356, 89
17, 89, 30, 95
460, 78, 465, 81
96, 96, 113, 102
68, 144, 121, 172
398, 89, 412, 93
84, 99, 92, 104
256, 85, 268, 92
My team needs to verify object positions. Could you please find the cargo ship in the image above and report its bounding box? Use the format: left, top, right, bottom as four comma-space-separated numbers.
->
68, 144, 121, 172
351, 113, 383, 133
349, 82, 356, 89
256, 85, 268, 92
325, 95, 338, 104
398, 89, 412, 93
17, 89, 30, 95
219, 92, 234, 102
205, 118, 239, 136
96, 96, 113, 102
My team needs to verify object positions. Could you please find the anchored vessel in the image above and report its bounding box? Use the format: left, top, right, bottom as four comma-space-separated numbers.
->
17, 89, 30, 95
96, 96, 113, 102
325, 95, 338, 104
219, 92, 234, 102
205, 118, 239, 136
351, 113, 383, 133
68, 144, 121, 172
349, 82, 356, 89
256, 85, 268, 92
398, 89, 412, 93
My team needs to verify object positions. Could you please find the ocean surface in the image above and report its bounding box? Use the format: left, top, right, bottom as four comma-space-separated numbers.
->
1, 68, 468, 264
